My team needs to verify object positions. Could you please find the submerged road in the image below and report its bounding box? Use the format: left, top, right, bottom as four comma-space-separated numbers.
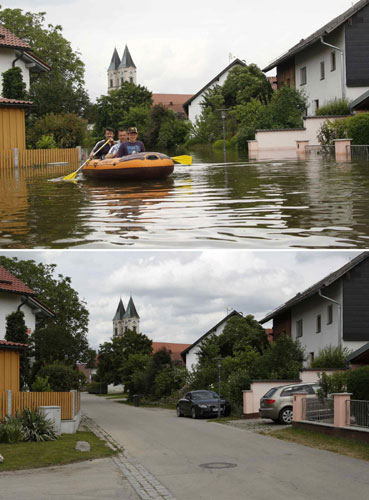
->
82, 393, 369, 500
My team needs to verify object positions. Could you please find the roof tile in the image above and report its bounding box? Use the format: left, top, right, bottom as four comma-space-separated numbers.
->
0, 25, 31, 49
0, 266, 35, 295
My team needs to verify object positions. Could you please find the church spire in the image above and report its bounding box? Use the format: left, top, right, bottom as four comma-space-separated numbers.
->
108, 47, 121, 71
119, 45, 136, 69
123, 296, 139, 319
113, 298, 125, 321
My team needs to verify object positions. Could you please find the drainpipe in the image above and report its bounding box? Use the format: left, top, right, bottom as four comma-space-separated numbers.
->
17, 295, 27, 311
318, 289, 342, 348
12, 49, 24, 67
320, 36, 346, 100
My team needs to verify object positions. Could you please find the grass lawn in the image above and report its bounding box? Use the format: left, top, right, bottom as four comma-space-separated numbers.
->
116, 400, 176, 410
266, 427, 369, 462
0, 431, 117, 472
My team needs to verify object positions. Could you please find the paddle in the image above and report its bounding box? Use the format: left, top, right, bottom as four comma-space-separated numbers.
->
172, 155, 192, 166
62, 139, 113, 181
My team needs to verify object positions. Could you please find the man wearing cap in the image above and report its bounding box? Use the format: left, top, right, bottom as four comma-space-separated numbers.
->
116, 127, 145, 157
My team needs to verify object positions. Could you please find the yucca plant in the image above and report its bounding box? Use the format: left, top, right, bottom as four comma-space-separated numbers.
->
18, 408, 58, 442
0, 415, 23, 444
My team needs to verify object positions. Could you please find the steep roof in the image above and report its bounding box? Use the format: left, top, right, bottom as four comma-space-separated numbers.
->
113, 298, 125, 321
0, 266, 35, 295
0, 25, 30, 50
183, 58, 246, 113
119, 45, 136, 69
263, 0, 369, 72
259, 252, 369, 324
123, 296, 139, 319
108, 47, 121, 71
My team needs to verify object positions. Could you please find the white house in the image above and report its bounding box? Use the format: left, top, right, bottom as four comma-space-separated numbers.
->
0, 265, 54, 338
181, 310, 242, 372
0, 25, 50, 96
263, 0, 369, 115
259, 252, 369, 365
183, 59, 246, 124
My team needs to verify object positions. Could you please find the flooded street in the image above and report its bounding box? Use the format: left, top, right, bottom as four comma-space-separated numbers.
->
1, 150, 369, 249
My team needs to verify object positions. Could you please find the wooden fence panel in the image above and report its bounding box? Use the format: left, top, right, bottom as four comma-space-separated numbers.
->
12, 392, 74, 420
0, 392, 6, 420
18, 148, 79, 168
0, 150, 14, 169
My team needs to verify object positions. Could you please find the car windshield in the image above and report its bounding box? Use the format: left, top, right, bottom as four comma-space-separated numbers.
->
191, 391, 219, 400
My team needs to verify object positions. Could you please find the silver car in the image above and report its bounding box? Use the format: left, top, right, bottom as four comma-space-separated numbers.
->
259, 382, 320, 424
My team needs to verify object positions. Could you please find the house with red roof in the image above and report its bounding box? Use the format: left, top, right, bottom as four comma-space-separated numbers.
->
152, 342, 191, 365
0, 265, 54, 340
0, 25, 50, 150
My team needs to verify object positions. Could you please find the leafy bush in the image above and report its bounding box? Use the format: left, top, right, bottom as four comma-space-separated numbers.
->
0, 416, 23, 444
345, 113, 369, 145
347, 366, 369, 400
212, 139, 232, 151
316, 98, 351, 116
35, 134, 57, 149
31, 375, 52, 392
310, 345, 351, 369
318, 371, 348, 397
317, 118, 347, 145
37, 362, 85, 391
86, 381, 107, 394
18, 408, 57, 442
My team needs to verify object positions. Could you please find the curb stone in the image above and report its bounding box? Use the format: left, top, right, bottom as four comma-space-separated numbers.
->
82, 414, 177, 500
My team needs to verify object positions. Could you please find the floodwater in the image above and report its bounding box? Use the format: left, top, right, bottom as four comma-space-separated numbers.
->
1, 149, 369, 249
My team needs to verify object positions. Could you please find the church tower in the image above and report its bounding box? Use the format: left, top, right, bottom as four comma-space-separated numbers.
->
112, 296, 140, 337
108, 45, 136, 92
108, 48, 121, 91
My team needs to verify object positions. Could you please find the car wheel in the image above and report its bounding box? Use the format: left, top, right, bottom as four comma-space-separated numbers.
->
279, 407, 293, 425
191, 406, 198, 419
176, 406, 183, 417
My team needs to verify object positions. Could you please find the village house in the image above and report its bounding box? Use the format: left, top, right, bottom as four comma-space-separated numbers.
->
259, 252, 369, 365
263, 0, 369, 115
0, 265, 54, 338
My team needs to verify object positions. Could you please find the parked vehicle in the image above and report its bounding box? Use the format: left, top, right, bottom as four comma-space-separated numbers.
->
259, 382, 320, 424
176, 390, 231, 419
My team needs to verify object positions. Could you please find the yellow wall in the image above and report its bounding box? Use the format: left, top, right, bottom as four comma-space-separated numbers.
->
0, 348, 20, 392
0, 107, 26, 150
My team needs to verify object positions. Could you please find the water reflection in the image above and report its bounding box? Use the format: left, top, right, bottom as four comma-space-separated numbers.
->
1, 153, 369, 249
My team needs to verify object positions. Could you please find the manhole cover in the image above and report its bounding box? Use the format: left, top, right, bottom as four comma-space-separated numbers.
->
199, 462, 237, 469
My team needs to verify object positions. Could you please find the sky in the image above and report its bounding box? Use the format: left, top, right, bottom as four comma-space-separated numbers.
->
3, 0, 359, 100
0, 250, 362, 350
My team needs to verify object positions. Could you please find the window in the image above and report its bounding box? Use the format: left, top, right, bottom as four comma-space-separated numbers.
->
110, 79, 113, 88
310, 352, 315, 364
130, 77, 133, 83
327, 304, 333, 324
314, 100, 319, 113
316, 314, 321, 333
114, 327, 118, 336
331, 52, 336, 71
296, 319, 303, 338
300, 67, 307, 85
320, 61, 325, 80
121, 78, 124, 86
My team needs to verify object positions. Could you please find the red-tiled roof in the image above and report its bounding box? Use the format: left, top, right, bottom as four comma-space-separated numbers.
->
0, 339, 28, 348
152, 94, 193, 114
0, 97, 33, 107
0, 266, 35, 295
152, 342, 191, 363
0, 25, 31, 49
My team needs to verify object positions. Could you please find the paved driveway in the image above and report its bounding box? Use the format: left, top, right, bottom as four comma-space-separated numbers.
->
82, 393, 369, 500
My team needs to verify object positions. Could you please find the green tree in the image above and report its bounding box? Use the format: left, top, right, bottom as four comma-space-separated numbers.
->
257, 332, 305, 379
310, 345, 351, 369
222, 64, 273, 107
26, 113, 88, 148
0, 257, 90, 366
37, 361, 86, 391
0, 7, 91, 117
93, 82, 153, 137
5, 311, 30, 389
1, 67, 28, 100
219, 314, 269, 357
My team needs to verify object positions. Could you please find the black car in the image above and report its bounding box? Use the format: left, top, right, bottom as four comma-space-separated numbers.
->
176, 390, 231, 419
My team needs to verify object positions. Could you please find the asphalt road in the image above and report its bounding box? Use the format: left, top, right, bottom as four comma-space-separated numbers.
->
82, 393, 369, 500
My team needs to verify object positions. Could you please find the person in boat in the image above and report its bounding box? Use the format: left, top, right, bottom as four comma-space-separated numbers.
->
116, 127, 145, 157
105, 129, 128, 158
89, 127, 115, 160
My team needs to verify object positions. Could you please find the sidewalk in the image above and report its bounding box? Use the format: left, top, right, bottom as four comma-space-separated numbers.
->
0, 456, 139, 500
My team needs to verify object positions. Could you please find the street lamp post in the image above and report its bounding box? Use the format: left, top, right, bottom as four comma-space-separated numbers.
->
217, 109, 230, 163
216, 358, 222, 418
